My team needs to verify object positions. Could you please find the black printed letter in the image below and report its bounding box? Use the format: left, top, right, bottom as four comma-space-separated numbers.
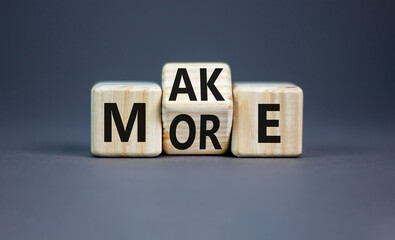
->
170, 114, 196, 150
169, 68, 197, 101
200, 115, 221, 149
258, 104, 281, 143
200, 68, 225, 101
104, 103, 146, 142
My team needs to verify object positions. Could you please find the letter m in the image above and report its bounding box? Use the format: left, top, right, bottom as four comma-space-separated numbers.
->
104, 103, 146, 142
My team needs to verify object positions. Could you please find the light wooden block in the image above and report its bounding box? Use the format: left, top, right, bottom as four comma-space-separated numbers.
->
91, 82, 162, 157
162, 62, 233, 154
231, 83, 303, 157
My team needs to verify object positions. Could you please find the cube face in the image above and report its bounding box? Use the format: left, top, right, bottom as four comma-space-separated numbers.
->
91, 82, 162, 157
162, 63, 233, 154
231, 83, 303, 157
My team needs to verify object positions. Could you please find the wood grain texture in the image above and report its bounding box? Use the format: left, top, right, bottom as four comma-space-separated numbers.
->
91, 82, 162, 157
231, 83, 303, 157
162, 63, 233, 154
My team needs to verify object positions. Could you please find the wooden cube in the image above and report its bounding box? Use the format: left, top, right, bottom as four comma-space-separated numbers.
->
91, 82, 162, 157
162, 63, 233, 154
231, 83, 303, 157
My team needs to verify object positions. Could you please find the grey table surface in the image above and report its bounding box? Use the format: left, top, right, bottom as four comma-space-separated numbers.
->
0, 120, 394, 240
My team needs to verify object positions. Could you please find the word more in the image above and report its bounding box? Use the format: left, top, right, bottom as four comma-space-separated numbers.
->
91, 62, 303, 157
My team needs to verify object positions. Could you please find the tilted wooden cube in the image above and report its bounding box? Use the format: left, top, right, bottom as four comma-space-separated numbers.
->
91, 82, 162, 157
162, 63, 233, 154
231, 83, 303, 157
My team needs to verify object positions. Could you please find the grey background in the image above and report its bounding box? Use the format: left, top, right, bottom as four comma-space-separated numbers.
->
1, 0, 394, 239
